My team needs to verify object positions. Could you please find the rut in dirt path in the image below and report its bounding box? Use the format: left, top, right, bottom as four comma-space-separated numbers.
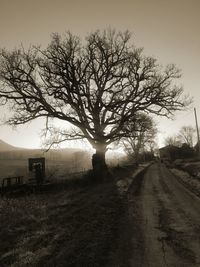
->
129, 163, 200, 267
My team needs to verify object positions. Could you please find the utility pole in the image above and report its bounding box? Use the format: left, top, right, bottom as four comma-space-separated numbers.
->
194, 108, 200, 156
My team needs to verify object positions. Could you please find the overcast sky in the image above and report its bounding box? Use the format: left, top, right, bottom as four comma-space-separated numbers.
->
0, 0, 200, 149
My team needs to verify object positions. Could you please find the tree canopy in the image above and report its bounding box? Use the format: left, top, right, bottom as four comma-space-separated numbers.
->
0, 29, 189, 171
121, 113, 157, 162
165, 125, 195, 148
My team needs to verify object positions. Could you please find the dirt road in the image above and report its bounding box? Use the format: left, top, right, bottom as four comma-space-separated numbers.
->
128, 163, 200, 267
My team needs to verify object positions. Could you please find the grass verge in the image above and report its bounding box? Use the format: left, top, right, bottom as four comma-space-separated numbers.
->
0, 167, 134, 267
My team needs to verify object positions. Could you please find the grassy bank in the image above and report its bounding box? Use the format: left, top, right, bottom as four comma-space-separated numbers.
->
0, 168, 134, 267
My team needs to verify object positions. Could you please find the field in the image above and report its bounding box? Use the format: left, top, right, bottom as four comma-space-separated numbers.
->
0, 159, 28, 182
0, 159, 90, 183
0, 167, 134, 267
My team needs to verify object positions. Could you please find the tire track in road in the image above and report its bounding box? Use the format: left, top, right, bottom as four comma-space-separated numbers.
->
157, 164, 200, 265
131, 163, 200, 267
140, 163, 175, 267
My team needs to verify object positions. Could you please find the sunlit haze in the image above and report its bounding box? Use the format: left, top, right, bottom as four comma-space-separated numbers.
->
0, 0, 200, 149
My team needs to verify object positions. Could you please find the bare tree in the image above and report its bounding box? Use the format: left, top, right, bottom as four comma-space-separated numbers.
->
0, 29, 189, 174
122, 113, 157, 163
177, 126, 195, 147
165, 126, 195, 148
164, 135, 182, 147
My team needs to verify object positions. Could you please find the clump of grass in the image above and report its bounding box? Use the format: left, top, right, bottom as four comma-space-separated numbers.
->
0, 196, 49, 266
0, 174, 127, 267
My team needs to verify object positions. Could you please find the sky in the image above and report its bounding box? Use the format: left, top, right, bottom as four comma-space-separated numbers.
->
0, 0, 200, 149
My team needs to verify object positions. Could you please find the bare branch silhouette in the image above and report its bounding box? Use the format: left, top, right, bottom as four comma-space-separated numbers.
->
0, 29, 190, 173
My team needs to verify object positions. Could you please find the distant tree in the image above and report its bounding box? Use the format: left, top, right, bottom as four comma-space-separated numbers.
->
0, 29, 189, 175
177, 126, 195, 147
165, 126, 196, 148
121, 113, 157, 163
164, 135, 182, 147
141, 151, 155, 161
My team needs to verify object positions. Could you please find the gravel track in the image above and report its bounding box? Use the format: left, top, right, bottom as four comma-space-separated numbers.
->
128, 162, 200, 267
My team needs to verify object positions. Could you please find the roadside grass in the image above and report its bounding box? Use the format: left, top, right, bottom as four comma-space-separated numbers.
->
170, 168, 200, 197
0, 167, 134, 267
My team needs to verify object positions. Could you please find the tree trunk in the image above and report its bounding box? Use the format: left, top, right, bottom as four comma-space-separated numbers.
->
92, 143, 108, 178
